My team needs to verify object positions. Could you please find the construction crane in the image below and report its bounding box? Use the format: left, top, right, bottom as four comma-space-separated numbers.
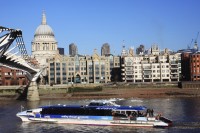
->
187, 39, 193, 49
194, 32, 199, 50
195, 32, 199, 43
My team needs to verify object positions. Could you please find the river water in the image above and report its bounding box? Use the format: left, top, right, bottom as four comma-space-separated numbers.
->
0, 98, 200, 133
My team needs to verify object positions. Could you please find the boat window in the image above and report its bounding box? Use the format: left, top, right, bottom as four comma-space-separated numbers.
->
126, 111, 131, 116
26, 110, 32, 113
121, 111, 125, 115
88, 102, 105, 106
41, 107, 113, 116
112, 112, 126, 117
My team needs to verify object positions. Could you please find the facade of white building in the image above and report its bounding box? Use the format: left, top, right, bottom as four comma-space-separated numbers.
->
121, 46, 181, 83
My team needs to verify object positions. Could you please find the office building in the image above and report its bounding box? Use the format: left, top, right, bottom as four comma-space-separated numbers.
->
101, 43, 110, 56
69, 43, 78, 56
58, 48, 64, 55
136, 44, 145, 55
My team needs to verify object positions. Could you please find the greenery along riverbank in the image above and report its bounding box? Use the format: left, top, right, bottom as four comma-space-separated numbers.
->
39, 87, 200, 100
1, 83, 200, 100
38, 83, 200, 99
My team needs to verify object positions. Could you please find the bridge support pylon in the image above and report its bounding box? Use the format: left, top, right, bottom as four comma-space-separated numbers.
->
27, 81, 40, 101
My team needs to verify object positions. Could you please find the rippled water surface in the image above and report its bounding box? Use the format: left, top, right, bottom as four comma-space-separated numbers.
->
0, 98, 200, 133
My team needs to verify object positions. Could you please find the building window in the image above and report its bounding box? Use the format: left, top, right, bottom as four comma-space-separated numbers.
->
56, 72, 60, 75
50, 63, 54, 66
63, 72, 66, 75
50, 73, 54, 76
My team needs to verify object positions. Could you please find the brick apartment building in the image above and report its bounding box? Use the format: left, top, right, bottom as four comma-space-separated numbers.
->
190, 52, 200, 81
0, 66, 28, 86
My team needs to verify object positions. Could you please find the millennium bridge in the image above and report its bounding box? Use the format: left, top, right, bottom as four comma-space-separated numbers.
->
0, 26, 44, 101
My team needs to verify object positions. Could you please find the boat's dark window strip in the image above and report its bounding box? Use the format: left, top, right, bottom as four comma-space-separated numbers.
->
113, 113, 127, 117
88, 102, 106, 106
41, 107, 112, 116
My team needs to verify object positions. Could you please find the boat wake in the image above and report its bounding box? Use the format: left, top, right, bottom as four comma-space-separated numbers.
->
130, 99, 143, 103
89, 98, 124, 105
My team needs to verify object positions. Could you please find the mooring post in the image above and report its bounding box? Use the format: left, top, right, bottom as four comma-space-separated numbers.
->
27, 81, 40, 101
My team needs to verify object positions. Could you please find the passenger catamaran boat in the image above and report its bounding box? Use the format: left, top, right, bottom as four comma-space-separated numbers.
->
16, 101, 172, 127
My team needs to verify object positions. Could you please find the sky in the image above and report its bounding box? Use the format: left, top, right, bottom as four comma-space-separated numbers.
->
1, 0, 200, 55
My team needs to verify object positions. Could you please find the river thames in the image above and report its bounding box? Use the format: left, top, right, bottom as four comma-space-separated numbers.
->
0, 98, 200, 133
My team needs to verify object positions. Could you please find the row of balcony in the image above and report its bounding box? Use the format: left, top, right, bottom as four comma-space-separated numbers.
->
122, 74, 179, 78
122, 76, 179, 80
122, 77, 179, 81
123, 61, 180, 66
122, 67, 180, 71
122, 71, 179, 75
